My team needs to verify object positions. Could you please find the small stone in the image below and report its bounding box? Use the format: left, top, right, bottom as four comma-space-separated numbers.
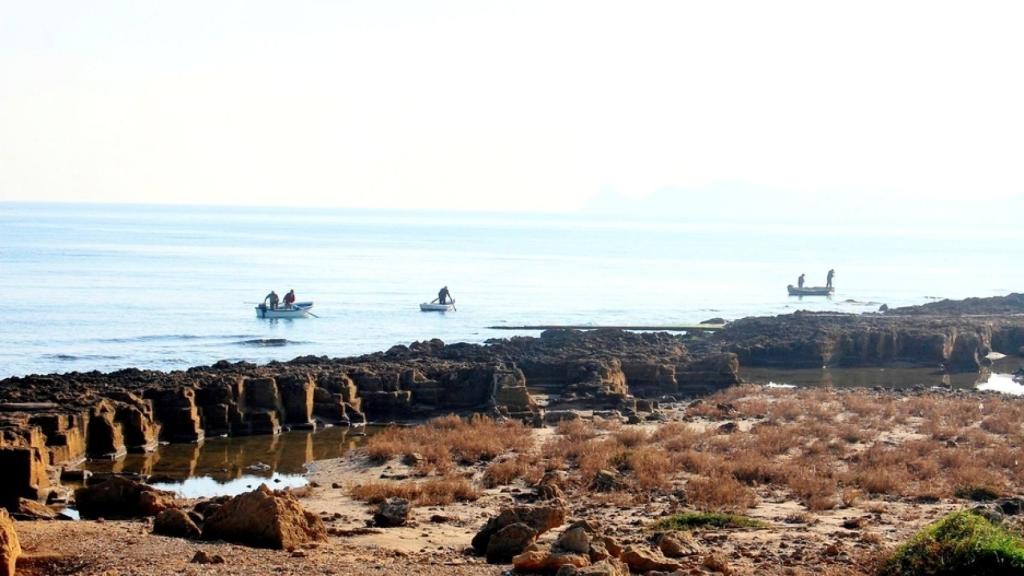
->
191, 550, 226, 564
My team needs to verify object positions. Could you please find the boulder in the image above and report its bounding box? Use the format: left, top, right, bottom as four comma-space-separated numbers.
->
619, 545, 683, 573
74, 476, 175, 519
472, 503, 567, 556
575, 559, 630, 576
10, 498, 56, 521
512, 549, 589, 572
201, 484, 326, 549
654, 531, 702, 558
487, 522, 537, 564
372, 497, 410, 528
153, 508, 201, 539
555, 524, 591, 554
590, 469, 620, 492
0, 509, 19, 576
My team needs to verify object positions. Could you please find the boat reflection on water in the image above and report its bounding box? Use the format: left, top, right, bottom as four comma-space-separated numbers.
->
81, 425, 377, 498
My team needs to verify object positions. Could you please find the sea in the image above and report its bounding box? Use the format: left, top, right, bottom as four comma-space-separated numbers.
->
1, 202, 1021, 379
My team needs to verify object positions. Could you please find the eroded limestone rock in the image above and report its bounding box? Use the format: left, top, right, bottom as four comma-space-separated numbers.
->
201, 484, 326, 549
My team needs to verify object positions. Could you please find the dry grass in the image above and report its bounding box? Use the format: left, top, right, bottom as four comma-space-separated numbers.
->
686, 473, 758, 512
531, 385, 1024, 515
357, 386, 1024, 521
365, 414, 533, 473
349, 476, 481, 506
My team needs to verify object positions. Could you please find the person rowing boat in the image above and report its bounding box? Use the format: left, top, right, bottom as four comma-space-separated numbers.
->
433, 286, 452, 305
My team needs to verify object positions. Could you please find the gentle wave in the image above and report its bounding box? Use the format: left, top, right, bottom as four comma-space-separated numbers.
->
233, 338, 309, 347
43, 354, 123, 361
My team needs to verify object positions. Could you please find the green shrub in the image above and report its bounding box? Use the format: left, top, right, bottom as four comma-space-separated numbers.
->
652, 511, 765, 531
879, 510, 1024, 575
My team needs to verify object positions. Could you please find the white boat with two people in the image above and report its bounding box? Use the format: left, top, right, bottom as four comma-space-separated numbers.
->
787, 285, 834, 296
256, 301, 315, 319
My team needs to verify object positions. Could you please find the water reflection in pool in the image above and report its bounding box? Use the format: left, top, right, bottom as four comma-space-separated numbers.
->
741, 363, 1024, 395
82, 425, 377, 498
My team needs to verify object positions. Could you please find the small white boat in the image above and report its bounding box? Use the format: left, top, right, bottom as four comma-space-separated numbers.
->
787, 285, 834, 296
420, 302, 455, 312
256, 301, 315, 319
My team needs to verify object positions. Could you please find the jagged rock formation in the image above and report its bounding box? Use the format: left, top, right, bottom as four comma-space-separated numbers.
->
697, 295, 1024, 372
0, 329, 744, 509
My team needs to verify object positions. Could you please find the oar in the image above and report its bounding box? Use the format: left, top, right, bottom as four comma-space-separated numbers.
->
450, 298, 456, 312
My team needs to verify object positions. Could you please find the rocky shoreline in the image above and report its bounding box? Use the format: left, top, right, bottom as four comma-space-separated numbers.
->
2, 293, 1024, 574
3, 293, 1024, 512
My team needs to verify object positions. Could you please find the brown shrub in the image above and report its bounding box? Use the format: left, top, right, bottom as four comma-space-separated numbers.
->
686, 473, 757, 512
578, 438, 626, 483
625, 445, 672, 491
483, 455, 532, 488
726, 450, 778, 485
613, 427, 649, 448
981, 414, 1016, 436
651, 421, 701, 452
350, 476, 481, 506
363, 414, 533, 472
768, 398, 805, 422
670, 449, 716, 475
556, 418, 598, 443
783, 465, 838, 511
749, 424, 798, 457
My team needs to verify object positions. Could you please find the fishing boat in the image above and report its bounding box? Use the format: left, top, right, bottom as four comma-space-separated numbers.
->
420, 302, 455, 312
787, 285, 834, 296
255, 301, 315, 319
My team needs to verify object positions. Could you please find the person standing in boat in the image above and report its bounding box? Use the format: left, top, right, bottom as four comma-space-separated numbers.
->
283, 289, 296, 309
264, 290, 280, 310
797, 274, 805, 289
826, 269, 835, 289
436, 286, 452, 305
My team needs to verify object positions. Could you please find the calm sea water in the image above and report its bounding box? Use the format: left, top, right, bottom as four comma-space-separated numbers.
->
1, 202, 1020, 379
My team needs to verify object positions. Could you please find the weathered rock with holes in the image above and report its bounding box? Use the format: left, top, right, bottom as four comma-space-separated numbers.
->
0, 508, 19, 576
201, 485, 326, 549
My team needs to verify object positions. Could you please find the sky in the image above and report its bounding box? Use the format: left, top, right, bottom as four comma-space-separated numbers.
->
1, 1, 1022, 219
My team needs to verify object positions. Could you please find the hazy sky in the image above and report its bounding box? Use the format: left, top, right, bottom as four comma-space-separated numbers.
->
1, 1, 1022, 216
